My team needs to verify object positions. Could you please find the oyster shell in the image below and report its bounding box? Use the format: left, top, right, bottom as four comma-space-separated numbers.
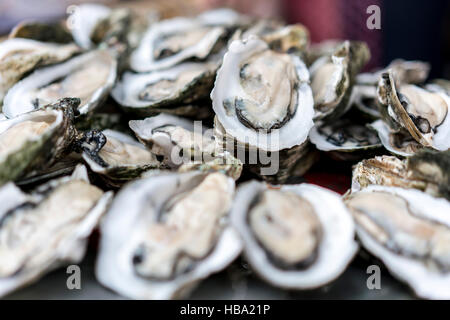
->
211, 36, 315, 182
377, 71, 450, 151
232, 181, 357, 289
130, 9, 245, 72
9, 21, 73, 44
0, 165, 112, 297
130, 114, 215, 168
3, 50, 117, 118
309, 41, 370, 121
0, 38, 80, 105
112, 61, 217, 117
345, 186, 450, 299
69, 3, 112, 50
309, 117, 381, 160
78, 129, 165, 187
370, 119, 424, 157
96, 171, 241, 299
351, 151, 449, 200
0, 98, 77, 185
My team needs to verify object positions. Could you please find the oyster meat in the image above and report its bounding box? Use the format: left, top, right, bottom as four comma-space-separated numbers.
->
232, 181, 357, 289
96, 171, 241, 299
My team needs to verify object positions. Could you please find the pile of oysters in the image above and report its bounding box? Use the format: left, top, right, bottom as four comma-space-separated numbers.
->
0, 3, 449, 299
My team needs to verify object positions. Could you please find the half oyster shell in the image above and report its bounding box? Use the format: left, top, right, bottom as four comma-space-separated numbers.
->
130, 9, 245, 72
0, 98, 77, 185
112, 61, 217, 117
377, 71, 450, 151
0, 38, 80, 105
232, 181, 357, 289
309, 41, 370, 121
78, 129, 165, 187
0, 165, 113, 297
3, 50, 117, 118
96, 171, 241, 299
345, 186, 450, 299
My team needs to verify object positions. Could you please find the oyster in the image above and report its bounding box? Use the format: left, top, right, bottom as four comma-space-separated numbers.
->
77, 129, 165, 187
377, 71, 450, 151
0, 98, 77, 185
130, 9, 245, 72
232, 181, 357, 289
351, 60, 429, 119
309, 41, 370, 120
309, 117, 381, 161
211, 36, 315, 182
351, 152, 450, 200
3, 50, 117, 118
0, 165, 113, 297
0, 38, 80, 105
96, 171, 241, 299
130, 114, 216, 168
345, 186, 450, 299
112, 61, 217, 117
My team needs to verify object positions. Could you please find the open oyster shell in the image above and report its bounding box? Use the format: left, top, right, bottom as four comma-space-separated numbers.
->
78, 129, 166, 187
309, 117, 381, 161
351, 152, 449, 201
232, 181, 357, 289
130, 8, 245, 72
112, 61, 217, 117
211, 36, 315, 183
96, 171, 241, 299
369, 120, 424, 157
0, 165, 113, 297
377, 71, 450, 151
0, 99, 77, 185
345, 186, 450, 299
3, 50, 117, 118
0, 38, 80, 105
309, 41, 370, 121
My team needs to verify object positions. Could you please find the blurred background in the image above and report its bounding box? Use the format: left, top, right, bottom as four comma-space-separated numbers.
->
1, 0, 449, 78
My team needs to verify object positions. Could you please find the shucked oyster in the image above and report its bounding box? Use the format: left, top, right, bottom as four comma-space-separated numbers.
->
0, 38, 80, 105
0, 98, 77, 185
130, 114, 215, 168
3, 50, 117, 118
112, 61, 217, 117
309, 41, 370, 121
309, 117, 381, 161
77, 129, 165, 187
377, 71, 450, 151
0, 165, 113, 297
346, 186, 450, 299
130, 9, 245, 72
96, 171, 241, 299
211, 36, 315, 183
232, 181, 357, 289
